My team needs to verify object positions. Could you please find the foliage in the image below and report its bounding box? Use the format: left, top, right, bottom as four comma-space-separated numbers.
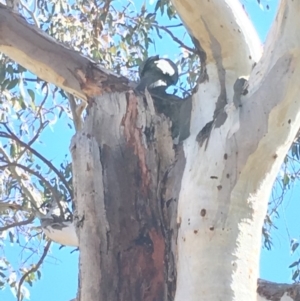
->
0, 55, 74, 299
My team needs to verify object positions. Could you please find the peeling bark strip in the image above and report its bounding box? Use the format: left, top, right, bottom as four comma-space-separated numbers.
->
71, 132, 104, 301
71, 92, 183, 300
0, 4, 130, 101
171, 0, 300, 300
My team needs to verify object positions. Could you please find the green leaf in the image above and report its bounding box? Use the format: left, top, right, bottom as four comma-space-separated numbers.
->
17, 65, 27, 73
27, 89, 35, 102
292, 269, 299, 281
283, 174, 290, 187
292, 242, 299, 253
0, 67, 5, 83
20, 97, 27, 110
289, 261, 299, 268
10, 143, 17, 158
6, 78, 19, 90
10, 281, 16, 287
1, 78, 10, 90
8, 232, 14, 243
6, 65, 14, 75
154, 0, 161, 12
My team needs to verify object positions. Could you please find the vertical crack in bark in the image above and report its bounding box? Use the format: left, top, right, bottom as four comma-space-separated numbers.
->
190, 35, 208, 90
98, 145, 110, 254
158, 146, 186, 299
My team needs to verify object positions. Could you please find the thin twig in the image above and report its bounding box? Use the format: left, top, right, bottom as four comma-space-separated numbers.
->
19, 0, 40, 27
163, 23, 183, 28
121, 2, 131, 14
0, 123, 73, 198
0, 214, 35, 231
0, 201, 27, 212
153, 24, 196, 54
0, 162, 64, 217
17, 121, 49, 160
17, 240, 51, 301
102, 0, 112, 20
36, 83, 49, 119
0, 145, 41, 210
124, 15, 194, 54
67, 93, 86, 131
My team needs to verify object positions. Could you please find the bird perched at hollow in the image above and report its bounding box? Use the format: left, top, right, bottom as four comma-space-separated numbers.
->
136, 55, 179, 93
135, 55, 191, 142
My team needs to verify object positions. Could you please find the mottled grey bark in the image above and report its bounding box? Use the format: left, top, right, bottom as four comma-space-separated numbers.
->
257, 280, 300, 301
71, 91, 186, 300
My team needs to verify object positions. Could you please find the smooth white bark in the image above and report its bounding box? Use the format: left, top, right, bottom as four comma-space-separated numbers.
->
171, 0, 300, 300
171, 0, 262, 74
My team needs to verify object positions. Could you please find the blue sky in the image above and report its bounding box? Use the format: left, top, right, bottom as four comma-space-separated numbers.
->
4, 0, 298, 300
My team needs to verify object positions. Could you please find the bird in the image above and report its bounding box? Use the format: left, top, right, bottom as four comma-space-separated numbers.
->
136, 55, 179, 93
36, 200, 79, 247
40, 215, 78, 247
136, 55, 191, 142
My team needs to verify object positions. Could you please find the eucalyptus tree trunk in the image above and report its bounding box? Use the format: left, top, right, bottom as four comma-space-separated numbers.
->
71, 91, 181, 300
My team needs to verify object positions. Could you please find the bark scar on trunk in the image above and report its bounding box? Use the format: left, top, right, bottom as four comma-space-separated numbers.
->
122, 92, 151, 193
75, 62, 130, 97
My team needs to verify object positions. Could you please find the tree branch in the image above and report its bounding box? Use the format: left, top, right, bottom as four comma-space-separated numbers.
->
171, 0, 261, 76
0, 201, 27, 212
67, 93, 86, 132
257, 279, 300, 300
0, 145, 42, 209
0, 123, 73, 199
0, 3, 131, 101
0, 213, 35, 231
0, 162, 64, 216
153, 24, 196, 54
19, 0, 39, 27
16, 120, 49, 160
